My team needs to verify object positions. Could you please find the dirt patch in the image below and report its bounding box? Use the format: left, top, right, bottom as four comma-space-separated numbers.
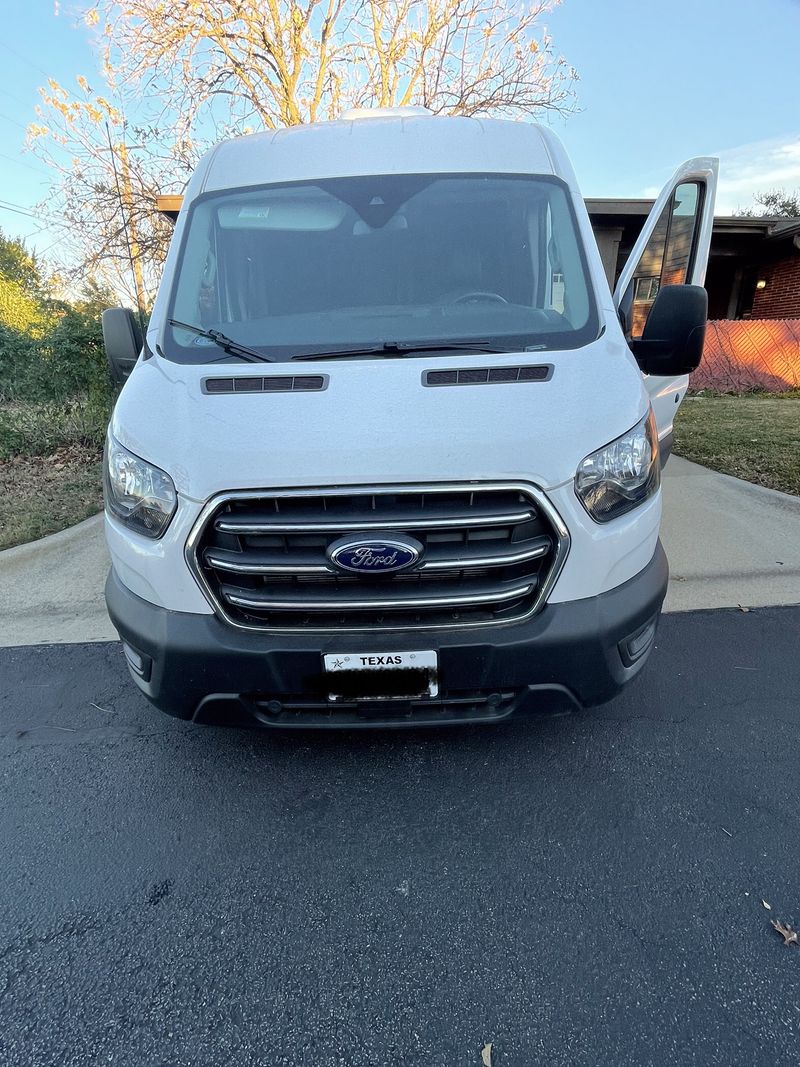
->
0, 446, 103, 551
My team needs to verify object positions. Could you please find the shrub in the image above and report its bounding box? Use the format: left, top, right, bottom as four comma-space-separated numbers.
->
0, 277, 50, 336
0, 394, 110, 460
0, 233, 118, 475
0, 294, 115, 408
0, 295, 117, 459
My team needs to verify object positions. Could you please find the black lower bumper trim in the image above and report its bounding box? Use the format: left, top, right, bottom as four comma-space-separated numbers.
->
220, 685, 577, 729
105, 542, 668, 727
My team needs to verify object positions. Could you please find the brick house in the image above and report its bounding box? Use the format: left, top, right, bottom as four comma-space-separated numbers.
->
587, 202, 800, 390
750, 224, 800, 319
587, 200, 800, 320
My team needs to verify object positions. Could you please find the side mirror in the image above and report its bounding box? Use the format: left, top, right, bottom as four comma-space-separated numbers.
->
101, 307, 143, 385
629, 284, 707, 376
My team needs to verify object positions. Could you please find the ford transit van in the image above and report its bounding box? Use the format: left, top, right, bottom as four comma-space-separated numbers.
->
101, 107, 717, 727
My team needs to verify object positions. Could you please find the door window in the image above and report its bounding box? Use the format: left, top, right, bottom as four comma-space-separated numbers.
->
626, 181, 701, 337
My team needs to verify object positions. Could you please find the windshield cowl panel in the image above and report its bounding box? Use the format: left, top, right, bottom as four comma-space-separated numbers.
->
162, 173, 599, 365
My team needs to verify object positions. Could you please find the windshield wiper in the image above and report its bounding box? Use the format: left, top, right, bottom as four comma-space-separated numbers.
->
292, 341, 511, 362
168, 319, 275, 364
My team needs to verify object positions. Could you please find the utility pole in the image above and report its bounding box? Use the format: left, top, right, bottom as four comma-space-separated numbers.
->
116, 138, 147, 320
105, 121, 147, 329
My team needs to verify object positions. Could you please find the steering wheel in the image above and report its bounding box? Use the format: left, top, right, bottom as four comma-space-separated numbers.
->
451, 291, 509, 305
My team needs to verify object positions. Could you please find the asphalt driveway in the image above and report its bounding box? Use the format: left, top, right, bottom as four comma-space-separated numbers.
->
1, 605, 799, 1066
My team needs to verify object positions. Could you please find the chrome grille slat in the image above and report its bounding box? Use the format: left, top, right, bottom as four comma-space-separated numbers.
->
205, 550, 331, 575
215, 504, 535, 535
204, 536, 551, 576
221, 580, 535, 612
422, 540, 549, 571
187, 482, 569, 633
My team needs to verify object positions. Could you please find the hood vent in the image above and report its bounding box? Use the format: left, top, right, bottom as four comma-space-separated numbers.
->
203, 374, 328, 394
424, 365, 552, 387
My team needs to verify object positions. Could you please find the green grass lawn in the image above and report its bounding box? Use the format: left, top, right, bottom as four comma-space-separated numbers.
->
674, 395, 800, 496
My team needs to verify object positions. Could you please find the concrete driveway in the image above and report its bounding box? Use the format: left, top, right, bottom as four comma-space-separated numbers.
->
660, 457, 800, 611
0, 456, 798, 647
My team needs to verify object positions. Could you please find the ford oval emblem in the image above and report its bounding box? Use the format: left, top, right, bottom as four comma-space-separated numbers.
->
327, 534, 423, 575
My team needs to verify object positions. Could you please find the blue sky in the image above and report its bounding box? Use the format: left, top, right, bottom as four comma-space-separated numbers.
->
1, 0, 799, 267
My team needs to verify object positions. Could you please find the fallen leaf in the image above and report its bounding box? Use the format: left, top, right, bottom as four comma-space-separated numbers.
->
481, 1043, 493, 1067
763, 899, 772, 910
771, 920, 798, 946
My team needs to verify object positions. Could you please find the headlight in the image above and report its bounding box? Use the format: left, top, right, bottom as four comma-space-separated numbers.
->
575, 409, 660, 523
104, 433, 177, 538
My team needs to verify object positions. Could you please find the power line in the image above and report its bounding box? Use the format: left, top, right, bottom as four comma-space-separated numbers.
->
0, 194, 66, 218
0, 201, 43, 221
0, 151, 51, 177
35, 233, 76, 256
0, 199, 71, 229
0, 41, 52, 79
0, 208, 77, 255
0, 110, 28, 132
0, 205, 77, 259
0, 86, 35, 110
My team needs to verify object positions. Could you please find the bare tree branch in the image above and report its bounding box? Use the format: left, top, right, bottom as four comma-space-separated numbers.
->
30, 0, 577, 301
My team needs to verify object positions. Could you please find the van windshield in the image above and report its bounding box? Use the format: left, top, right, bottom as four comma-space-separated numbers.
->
164, 173, 598, 363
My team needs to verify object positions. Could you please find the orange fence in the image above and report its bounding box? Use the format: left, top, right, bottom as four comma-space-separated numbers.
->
692, 319, 800, 393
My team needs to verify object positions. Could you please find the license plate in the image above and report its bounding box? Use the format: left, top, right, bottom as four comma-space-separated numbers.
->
323, 650, 439, 702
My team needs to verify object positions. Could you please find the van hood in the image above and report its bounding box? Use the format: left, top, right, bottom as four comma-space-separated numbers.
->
112, 336, 648, 503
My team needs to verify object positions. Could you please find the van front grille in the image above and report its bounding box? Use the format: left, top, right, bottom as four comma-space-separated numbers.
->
187, 483, 568, 632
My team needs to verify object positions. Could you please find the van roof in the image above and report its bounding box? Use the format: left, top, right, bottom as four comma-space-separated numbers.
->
201, 112, 563, 194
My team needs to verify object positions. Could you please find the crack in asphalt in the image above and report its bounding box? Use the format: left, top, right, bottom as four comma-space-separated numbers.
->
0, 725, 178, 749
0, 917, 103, 966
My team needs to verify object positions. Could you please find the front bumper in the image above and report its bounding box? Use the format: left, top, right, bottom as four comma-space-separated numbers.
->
105, 541, 668, 728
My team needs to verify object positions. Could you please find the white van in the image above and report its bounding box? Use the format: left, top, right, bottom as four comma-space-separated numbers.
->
101, 107, 717, 728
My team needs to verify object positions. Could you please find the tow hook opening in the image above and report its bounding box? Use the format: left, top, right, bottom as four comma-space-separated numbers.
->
122, 641, 153, 682
619, 616, 658, 667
